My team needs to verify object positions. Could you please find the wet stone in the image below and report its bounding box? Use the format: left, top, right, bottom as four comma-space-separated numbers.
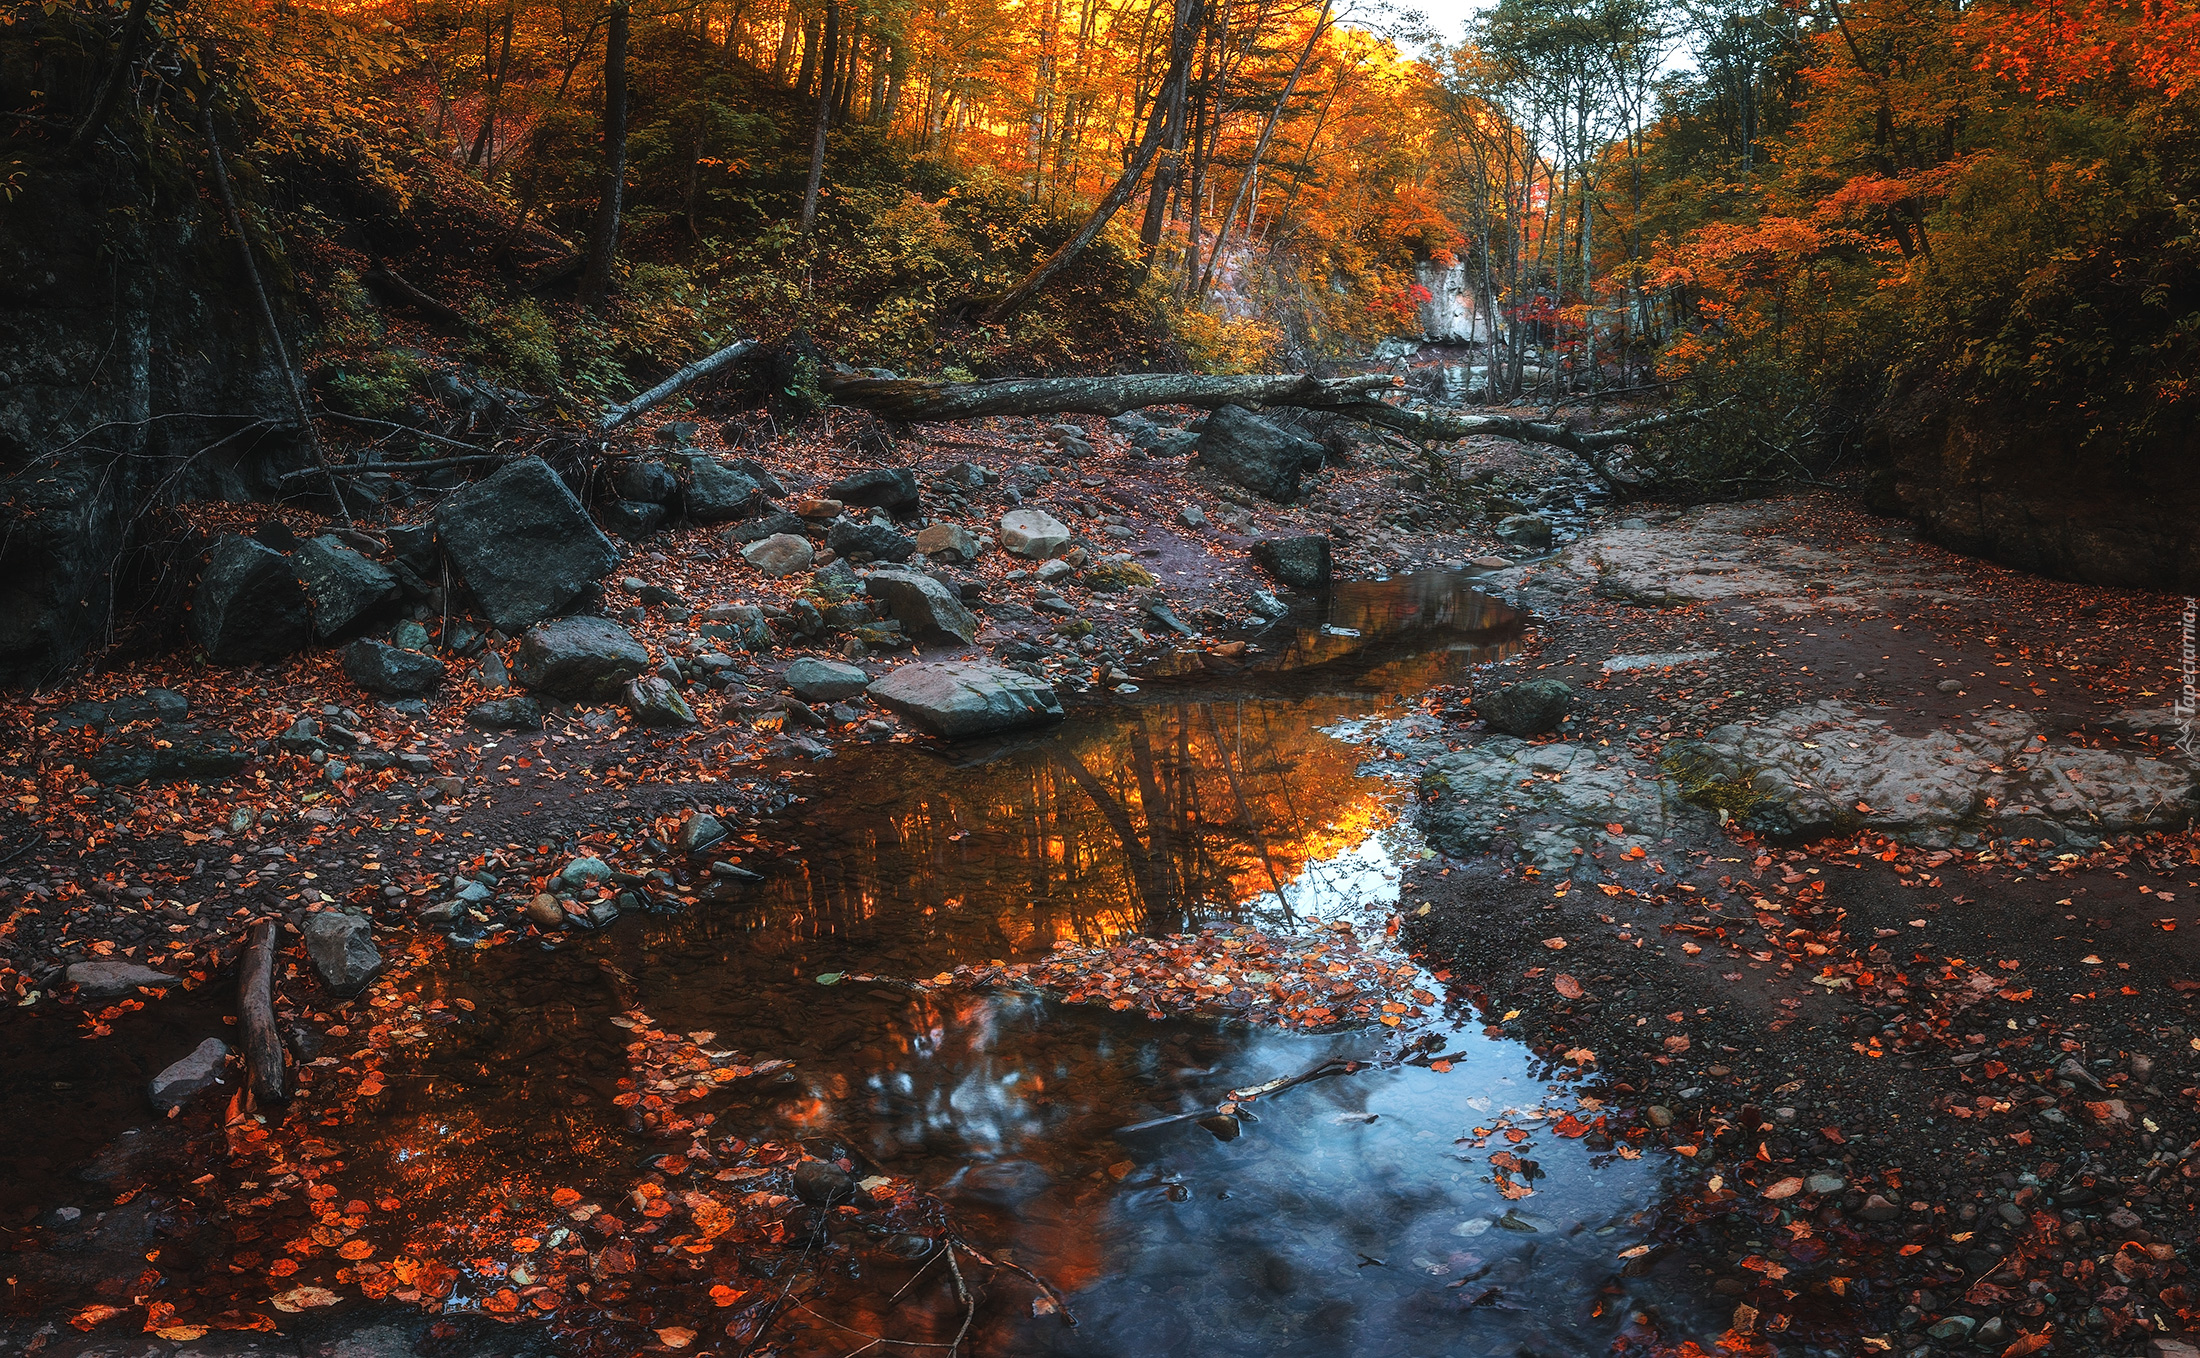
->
623, 674, 697, 727
433, 457, 618, 632
303, 911, 382, 997
794, 1159, 857, 1206
514, 617, 649, 701
149, 1037, 229, 1111
192, 535, 310, 664
785, 657, 871, 702
865, 569, 978, 645
293, 534, 400, 638
67, 960, 179, 998
342, 639, 446, 697
525, 894, 566, 928
827, 467, 920, 514
1476, 679, 1573, 737
827, 519, 917, 563
1250, 535, 1333, 590
1494, 513, 1553, 550
466, 695, 542, 730
682, 455, 764, 522
867, 660, 1065, 739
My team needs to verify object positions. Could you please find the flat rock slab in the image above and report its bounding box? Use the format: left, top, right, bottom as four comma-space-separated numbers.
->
1667, 702, 2200, 848
150, 1037, 229, 1110
868, 661, 1064, 739
1602, 650, 1723, 673
1419, 739, 1718, 874
434, 457, 619, 632
67, 959, 179, 998
785, 657, 871, 702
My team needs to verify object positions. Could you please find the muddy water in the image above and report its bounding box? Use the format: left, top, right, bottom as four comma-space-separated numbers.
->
8, 572, 1729, 1354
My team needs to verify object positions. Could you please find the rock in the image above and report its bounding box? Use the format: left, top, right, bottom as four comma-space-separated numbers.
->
810, 559, 862, 600
1667, 701, 2200, 849
89, 726, 250, 784
612, 458, 677, 503
1477, 679, 1574, 737
434, 458, 619, 632
865, 570, 979, 645
741, 533, 814, 577
796, 497, 845, 519
999, 508, 1072, 559
191, 535, 311, 663
1924, 1316, 1975, 1342
149, 1038, 229, 1110
391, 618, 432, 650
2150, 1339, 2200, 1358
513, 616, 649, 701
466, 695, 542, 729
914, 522, 981, 563
1857, 1193, 1901, 1222
827, 467, 920, 514
302, 911, 382, 997
1249, 589, 1289, 619
678, 814, 727, 856
794, 1159, 858, 1206
1085, 560, 1156, 592
828, 518, 917, 562
726, 456, 788, 497
1250, 535, 1333, 590
623, 674, 697, 726
342, 639, 447, 697
785, 657, 871, 702
1806, 1174, 1846, 1195
723, 511, 811, 545
525, 893, 566, 929
1194, 405, 1323, 503
1418, 739, 1718, 873
67, 960, 179, 998
1177, 504, 1209, 530
387, 522, 437, 574
1036, 558, 1075, 583
601, 500, 666, 543
1936, 678, 1964, 693
292, 534, 400, 638
559, 857, 614, 889
701, 604, 775, 652
1468, 555, 1514, 569
868, 661, 1065, 739
1493, 514, 1553, 550
682, 455, 763, 521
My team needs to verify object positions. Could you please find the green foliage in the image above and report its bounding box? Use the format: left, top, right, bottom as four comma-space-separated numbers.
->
465, 297, 560, 390
322, 349, 427, 419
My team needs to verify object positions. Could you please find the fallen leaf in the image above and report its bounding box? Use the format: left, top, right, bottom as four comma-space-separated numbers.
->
1553, 973, 1584, 1000
1761, 1177, 1804, 1200
1542, 937, 1567, 950
269, 1286, 340, 1313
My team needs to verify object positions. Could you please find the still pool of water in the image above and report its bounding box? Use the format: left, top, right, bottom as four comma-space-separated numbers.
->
4, 571, 1730, 1355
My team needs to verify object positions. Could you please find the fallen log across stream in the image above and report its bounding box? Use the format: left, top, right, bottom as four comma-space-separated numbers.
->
811, 370, 1709, 487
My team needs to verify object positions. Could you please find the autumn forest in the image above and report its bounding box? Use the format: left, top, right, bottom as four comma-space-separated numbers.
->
2, 0, 2199, 1352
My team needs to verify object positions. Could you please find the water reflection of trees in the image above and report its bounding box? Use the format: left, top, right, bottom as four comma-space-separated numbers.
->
728, 695, 1408, 960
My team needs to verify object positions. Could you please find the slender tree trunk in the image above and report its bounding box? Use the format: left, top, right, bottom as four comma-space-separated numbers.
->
1194, 0, 1328, 298
467, 4, 517, 169
69, 0, 155, 156
795, 10, 820, 93
579, 2, 630, 312
799, 0, 838, 231
979, 0, 1202, 322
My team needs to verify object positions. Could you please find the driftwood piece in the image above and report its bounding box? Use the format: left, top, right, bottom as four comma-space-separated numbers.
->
240, 919, 288, 1105
599, 338, 758, 432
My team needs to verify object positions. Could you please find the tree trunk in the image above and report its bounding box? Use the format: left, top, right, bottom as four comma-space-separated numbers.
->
1193, 0, 1328, 297
975, 0, 1202, 323
799, 0, 838, 230
69, 0, 154, 156
578, 3, 631, 312
240, 920, 288, 1106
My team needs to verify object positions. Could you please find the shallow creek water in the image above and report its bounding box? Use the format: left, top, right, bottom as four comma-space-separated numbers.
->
12, 572, 1732, 1355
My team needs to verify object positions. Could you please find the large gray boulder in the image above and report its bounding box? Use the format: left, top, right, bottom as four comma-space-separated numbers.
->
513, 616, 649, 700
149, 1038, 229, 1110
1194, 405, 1323, 503
303, 911, 382, 997
865, 569, 978, 645
1476, 679, 1573, 736
683, 455, 763, 522
191, 535, 310, 664
293, 535, 400, 638
828, 467, 920, 514
434, 458, 618, 632
868, 661, 1064, 739
785, 657, 871, 702
998, 508, 1072, 560
343, 638, 446, 696
828, 519, 916, 562
1250, 535, 1332, 590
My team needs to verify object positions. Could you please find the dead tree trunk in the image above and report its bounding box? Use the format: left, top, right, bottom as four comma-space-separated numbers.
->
240, 920, 288, 1106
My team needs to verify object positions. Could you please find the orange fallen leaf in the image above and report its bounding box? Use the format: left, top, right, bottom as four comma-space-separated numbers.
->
1761, 1177, 1804, 1200
338, 1239, 375, 1260
1553, 974, 1584, 1000
657, 1326, 697, 1348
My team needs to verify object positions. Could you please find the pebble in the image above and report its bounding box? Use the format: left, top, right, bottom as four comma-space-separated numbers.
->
525, 894, 566, 928
1936, 678, 1964, 692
